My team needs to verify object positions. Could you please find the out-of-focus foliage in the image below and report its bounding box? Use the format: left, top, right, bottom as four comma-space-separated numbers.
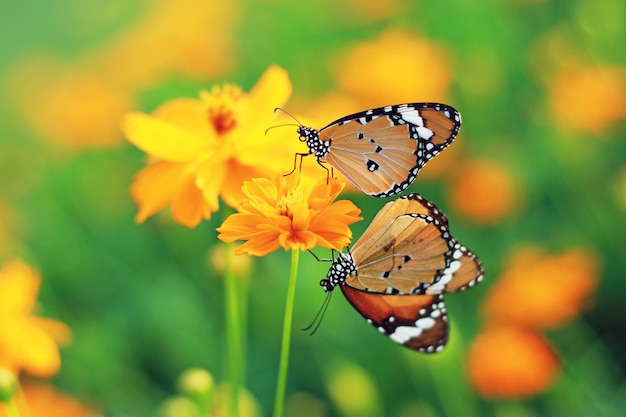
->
0, 0, 624, 416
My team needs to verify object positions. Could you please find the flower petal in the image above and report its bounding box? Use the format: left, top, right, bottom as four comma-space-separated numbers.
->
122, 98, 216, 162
0, 260, 40, 315
248, 66, 292, 116
172, 174, 212, 228
131, 161, 195, 223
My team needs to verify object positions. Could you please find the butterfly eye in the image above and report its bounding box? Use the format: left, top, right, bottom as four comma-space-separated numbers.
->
320, 279, 331, 291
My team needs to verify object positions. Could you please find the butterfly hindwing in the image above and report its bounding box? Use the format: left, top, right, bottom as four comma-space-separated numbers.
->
317, 103, 461, 197
341, 286, 449, 352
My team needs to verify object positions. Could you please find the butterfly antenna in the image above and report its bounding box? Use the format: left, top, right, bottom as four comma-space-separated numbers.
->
274, 107, 303, 126
264, 123, 301, 135
302, 290, 333, 335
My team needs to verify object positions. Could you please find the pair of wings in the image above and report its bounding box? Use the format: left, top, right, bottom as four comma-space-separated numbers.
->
317, 103, 461, 197
338, 194, 483, 352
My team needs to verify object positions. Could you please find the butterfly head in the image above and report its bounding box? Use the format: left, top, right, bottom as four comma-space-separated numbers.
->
321, 252, 356, 292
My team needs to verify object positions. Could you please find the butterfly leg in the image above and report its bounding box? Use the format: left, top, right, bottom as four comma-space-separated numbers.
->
315, 160, 332, 184
307, 249, 335, 263
284, 153, 309, 177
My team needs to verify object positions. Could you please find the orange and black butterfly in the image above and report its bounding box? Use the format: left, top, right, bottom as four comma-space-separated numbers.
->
297, 103, 461, 197
321, 193, 483, 352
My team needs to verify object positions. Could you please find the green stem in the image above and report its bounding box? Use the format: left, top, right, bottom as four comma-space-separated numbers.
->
224, 243, 242, 417
273, 248, 300, 417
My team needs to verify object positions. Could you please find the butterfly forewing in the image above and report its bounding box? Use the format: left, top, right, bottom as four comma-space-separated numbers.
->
346, 194, 483, 295
318, 103, 461, 197
341, 286, 449, 352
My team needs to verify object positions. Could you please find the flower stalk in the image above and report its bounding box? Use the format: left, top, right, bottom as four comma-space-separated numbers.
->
272, 248, 300, 417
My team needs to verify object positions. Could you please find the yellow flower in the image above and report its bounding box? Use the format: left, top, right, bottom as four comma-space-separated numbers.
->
482, 247, 599, 329
466, 325, 559, 398
0, 260, 71, 378
122, 66, 300, 227
5, 58, 133, 149
0, 383, 96, 417
217, 174, 362, 256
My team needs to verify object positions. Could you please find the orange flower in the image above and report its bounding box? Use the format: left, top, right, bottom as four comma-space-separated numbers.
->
466, 325, 559, 398
482, 248, 600, 329
217, 174, 362, 256
330, 30, 452, 107
0, 383, 95, 417
448, 159, 518, 223
122, 66, 300, 227
547, 65, 626, 135
0, 260, 71, 378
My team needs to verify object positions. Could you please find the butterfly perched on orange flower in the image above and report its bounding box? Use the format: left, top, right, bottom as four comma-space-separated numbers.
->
321, 193, 483, 352
296, 103, 461, 197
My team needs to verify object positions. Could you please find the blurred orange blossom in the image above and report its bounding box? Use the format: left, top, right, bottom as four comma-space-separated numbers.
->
330, 30, 453, 107
122, 66, 302, 227
0, 383, 95, 417
547, 64, 625, 135
466, 325, 558, 398
0, 260, 71, 378
448, 158, 518, 224
217, 175, 362, 256
482, 247, 600, 329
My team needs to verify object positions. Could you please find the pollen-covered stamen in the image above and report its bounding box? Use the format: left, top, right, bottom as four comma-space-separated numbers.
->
203, 84, 242, 135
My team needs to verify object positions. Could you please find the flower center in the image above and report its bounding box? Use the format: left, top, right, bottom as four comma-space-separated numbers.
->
203, 84, 242, 135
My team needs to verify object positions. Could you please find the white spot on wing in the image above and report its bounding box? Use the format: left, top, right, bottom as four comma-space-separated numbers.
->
416, 126, 434, 140
390, 326, 423, 344
401, 110, 424, 126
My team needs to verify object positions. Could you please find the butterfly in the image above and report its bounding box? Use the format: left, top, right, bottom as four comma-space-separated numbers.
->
297, 103, 461, 197
320, 193, 483, 352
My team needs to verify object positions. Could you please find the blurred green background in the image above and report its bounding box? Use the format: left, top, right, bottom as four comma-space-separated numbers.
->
1, 0, 624, 416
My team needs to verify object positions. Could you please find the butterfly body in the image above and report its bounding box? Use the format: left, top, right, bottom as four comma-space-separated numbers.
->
298, 103, 462, 197
322, 193, 483, 352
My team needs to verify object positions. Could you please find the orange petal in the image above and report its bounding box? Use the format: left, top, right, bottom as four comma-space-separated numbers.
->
171, 176, 211, 227
131, 161, 195, 223
219, 162, 266, 209
122, 99, 216, 162
467, 326, 559, 398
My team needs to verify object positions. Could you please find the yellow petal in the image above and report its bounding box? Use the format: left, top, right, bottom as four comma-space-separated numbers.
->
122, 98, 216, 162
131, 161, 195, 223
0, 260, 40, 315
20, 324, 62, 378
195, 160, 227, 213
248, 66, 292, 116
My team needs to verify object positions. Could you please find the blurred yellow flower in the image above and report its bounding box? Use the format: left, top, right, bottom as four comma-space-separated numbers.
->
330, 30, 452, 107
547, 64, 626, 135
482, 247, 599, 329
91, 0, 236, 87
5, 58, 133, 149
448, 159, 519, 223
0, 260, 71, 378
466, 325, 558, 398
217, 174, 362, 256
0, 383, 95, 417
122, 66, 299, 227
